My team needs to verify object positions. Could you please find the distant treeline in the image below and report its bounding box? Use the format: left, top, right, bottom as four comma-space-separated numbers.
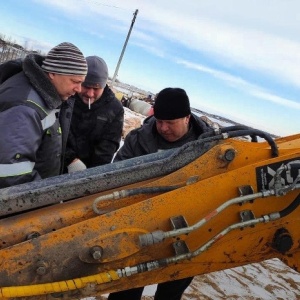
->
0, 34, 40, 64
192, 107, 279, 138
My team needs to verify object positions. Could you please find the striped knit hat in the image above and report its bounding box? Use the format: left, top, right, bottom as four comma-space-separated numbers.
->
42, 42, 87, 76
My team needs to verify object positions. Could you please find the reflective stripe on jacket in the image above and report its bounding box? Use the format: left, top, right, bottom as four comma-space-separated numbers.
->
0, 55, 69, 189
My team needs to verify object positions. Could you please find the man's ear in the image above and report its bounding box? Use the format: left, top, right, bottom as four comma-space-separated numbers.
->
48, 73, 55, 80
186, 115, 191, 124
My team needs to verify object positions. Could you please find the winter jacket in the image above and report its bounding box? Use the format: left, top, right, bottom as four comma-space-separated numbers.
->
64, 86, 124, 169
0, 54, 73, 188
114, 113, 213, 161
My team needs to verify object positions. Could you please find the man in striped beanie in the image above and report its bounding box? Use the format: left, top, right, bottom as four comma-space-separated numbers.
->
42, 42, 87, 100
0, 42, 87, 188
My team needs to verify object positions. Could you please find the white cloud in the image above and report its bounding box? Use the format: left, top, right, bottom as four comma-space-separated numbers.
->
131, 41, 165, 58
129, 4, 300, 90
177, 59, 300, 111
120, 1, 300, 91
24, 1, 300, 93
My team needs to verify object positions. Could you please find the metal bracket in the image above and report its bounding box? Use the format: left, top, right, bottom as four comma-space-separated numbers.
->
238, 185, 254, 196
170, 215, 189, 230
172, 240, 190, 255
240, 210, 255, 222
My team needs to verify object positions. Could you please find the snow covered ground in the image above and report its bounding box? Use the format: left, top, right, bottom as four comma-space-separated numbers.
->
91, 259, 300, 299
180, 259, 300, 300
140, 258, 300, 299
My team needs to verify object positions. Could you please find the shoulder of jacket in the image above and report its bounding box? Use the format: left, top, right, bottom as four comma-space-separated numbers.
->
3, 104, 46, 124
0, 59, 23, 84
100, 93, 124, 116
105, 89, 124, 107
191, 113, 208, 125
130, 117, 155, 137
0, 80, 51, 120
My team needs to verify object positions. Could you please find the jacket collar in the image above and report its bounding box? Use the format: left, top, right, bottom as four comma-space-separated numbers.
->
23, 54, 62, 109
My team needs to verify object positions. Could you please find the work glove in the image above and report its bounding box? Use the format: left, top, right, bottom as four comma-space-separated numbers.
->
67, 159, 87, 173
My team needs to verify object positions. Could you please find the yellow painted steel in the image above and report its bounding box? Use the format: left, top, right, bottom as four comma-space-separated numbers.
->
0, 137, 282, 249
0, 134, 299, 299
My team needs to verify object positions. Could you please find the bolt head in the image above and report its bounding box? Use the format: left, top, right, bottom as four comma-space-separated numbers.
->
36, 266, 46, 275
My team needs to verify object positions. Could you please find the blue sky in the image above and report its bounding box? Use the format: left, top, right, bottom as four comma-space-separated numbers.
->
1, 0, 300, 136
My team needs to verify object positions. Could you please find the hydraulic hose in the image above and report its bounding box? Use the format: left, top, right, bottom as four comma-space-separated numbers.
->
219, 126, 258, 142
199, 126, 278, 152
93, 184, 183, 214
226, 129, 278, 157
200, 125, 255, 139
198, 129, 278, 157
2, 191, 299, 298
0, 270, 119, 298
279, 192, 300, 218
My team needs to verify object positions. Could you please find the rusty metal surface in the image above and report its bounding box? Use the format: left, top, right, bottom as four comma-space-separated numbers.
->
0, 137, 300, 287
0, 132, 299, 299
0, 139, 215, 216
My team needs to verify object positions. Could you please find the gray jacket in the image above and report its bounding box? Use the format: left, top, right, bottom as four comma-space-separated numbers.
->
114, 113, 213, 161
0, 54, 73, 188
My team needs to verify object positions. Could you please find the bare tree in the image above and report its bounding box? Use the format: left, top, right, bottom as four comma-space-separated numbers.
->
0, 34, 34, 63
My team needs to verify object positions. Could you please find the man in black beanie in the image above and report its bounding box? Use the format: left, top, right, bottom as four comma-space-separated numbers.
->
0, 42, 87, 188
114, 87, 213, 161
110, 87, 214, 300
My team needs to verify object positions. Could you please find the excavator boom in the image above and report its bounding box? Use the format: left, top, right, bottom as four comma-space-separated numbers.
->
0, 127, 299, 299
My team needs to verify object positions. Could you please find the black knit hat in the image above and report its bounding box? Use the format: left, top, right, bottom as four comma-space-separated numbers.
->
154, 87, 191, 120
42, 42, 87, 76
83, 56, 108, 88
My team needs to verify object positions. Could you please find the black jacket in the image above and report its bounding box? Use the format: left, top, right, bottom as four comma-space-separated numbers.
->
0, 54, 73, 188
64, 86, 124, 169
114, 113, 213, 161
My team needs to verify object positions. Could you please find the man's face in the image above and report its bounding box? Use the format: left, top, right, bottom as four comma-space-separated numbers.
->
78, 85, 105, 105
156, 115, 190, 142
48, 73, 85, 100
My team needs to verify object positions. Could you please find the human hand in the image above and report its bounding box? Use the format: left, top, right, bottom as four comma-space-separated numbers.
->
67, 158, 87, 173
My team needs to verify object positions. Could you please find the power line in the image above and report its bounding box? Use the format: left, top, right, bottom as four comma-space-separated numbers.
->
75, 0, 135, 13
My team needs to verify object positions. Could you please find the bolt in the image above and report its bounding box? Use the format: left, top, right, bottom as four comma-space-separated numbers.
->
36, 260, 48, 275
36, 266, 46, 275
26, 231, 41, 240
90, 246, 103, 260
223, 149, 235, 162
93, 251, 102, 260
219, 147, 236, 162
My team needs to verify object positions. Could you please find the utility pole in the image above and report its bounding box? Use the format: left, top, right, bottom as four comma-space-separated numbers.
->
111, 9, 138, 86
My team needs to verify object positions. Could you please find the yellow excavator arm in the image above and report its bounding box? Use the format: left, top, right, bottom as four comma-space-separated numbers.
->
0, 126, 299, 299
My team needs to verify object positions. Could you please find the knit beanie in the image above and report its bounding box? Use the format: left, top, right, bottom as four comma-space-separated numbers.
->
42, 42, 87, 76
83, 56, 108, 88
154, 87, 191, 120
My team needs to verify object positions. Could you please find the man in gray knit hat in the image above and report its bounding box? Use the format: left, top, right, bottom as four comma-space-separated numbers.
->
64, 56, 124, 173
0, 42, 87, 188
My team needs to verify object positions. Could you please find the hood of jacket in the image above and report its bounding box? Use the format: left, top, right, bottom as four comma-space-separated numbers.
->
0, 54, 62, 110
